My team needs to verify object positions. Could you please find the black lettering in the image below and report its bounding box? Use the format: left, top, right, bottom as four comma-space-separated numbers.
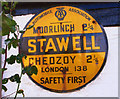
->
83, 76, 86, 83
53, 77, 57, 84
65, 25, 69, 32
40, 26, 43, 33
70, 24, 74, 31
78, 76, 82, 83
43, 57, 47, 65
45, 77, 49, 84
74, 76, 78, 83
67, 76, 86, 83
56, 57, 61, 64
63, 56, 69, 64
50, 67, 54, 72
87, 55, 92, 63
58, 77, 60, 83
35, 57, 41, 65
68, 77, 73, 83
41, 67, 44, 72
45, 67, 49, 72
50, 57, 55, 64
49, 26, 53, 33
57, 25, 59, 32
49, 77, 53, 84
70, 56, 76, 63
60, 67, 64, 72
55, 67, 59, 72
40, 77, 44, 84
54, 25, 57, 32
44, 26, 48, 33
60, 25, 64, 32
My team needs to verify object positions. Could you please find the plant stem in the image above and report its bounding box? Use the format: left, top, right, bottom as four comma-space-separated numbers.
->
14, 66, 23, 99
2, 35, 9, 75
0, 35, 9, 98
14, 36, 23, 99
2, 91, 16, 98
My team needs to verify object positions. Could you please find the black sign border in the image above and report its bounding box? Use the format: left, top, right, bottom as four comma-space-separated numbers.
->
20, 5, 108, 93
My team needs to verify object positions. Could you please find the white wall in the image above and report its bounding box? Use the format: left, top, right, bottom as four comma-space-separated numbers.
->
2, 14, 118, 97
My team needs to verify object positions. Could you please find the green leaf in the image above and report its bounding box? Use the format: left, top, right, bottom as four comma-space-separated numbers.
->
22, 70, 25, 74
2, 48, 6, 54
17, 89, 25, 97
8, 43, 11, 50
10, 26, 16, 33
9, 74, 20, 83
2, 85, 7, 92
23, 66, 32, 76
16, 54, 26, 63
23, 65, 38, 76
5, 37, 19, 49
12, 40, 18, 48
0, 68, 7, 80
2, 14, 17, 36
9, 76, 15, 82
0, 68, 7, 81
16, 59, 21, 63
5, 38, 11, 45
0, 48, 5, 54
4, 6, 9, 11
16, 54, 22, 63
2, 2, 8, 7
3, 14, 16, 26
14, 74, 20, 83
6, 55, 16, 64
2, 78, 8, 84
31, 66, 38, 75
2, 68, 7, 72
2, 22, 10, 36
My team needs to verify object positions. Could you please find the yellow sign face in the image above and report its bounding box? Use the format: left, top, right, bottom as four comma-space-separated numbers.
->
20, 6, 108, 92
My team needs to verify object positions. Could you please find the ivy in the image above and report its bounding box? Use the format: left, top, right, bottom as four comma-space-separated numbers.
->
2, 68, 7, 72
2, 78, 8, 84
2, 2, 9, 7
2, 48, 6, 54
5, 37, 19, 50
23, 65, 38, 76
6, 55, 16, 65
2, 14, 17, 36
9, 74, 21, 83
6, 54, 27, 65
16, 54, 27, 63
19, 24, 34, 33
17, 89, 25, 97
1, 2, 37, 98
0, 48, 5, 54
2, 85, 7, 92
26, 24, 34, 29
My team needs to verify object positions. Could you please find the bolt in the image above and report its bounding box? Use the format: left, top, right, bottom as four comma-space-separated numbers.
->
92, 20, 96, 24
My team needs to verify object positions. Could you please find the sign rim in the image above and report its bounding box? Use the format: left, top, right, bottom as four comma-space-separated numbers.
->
20, 5, 108, 93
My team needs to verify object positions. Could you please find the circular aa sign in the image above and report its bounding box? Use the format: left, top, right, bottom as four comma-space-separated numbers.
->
20, 6, 108, 92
